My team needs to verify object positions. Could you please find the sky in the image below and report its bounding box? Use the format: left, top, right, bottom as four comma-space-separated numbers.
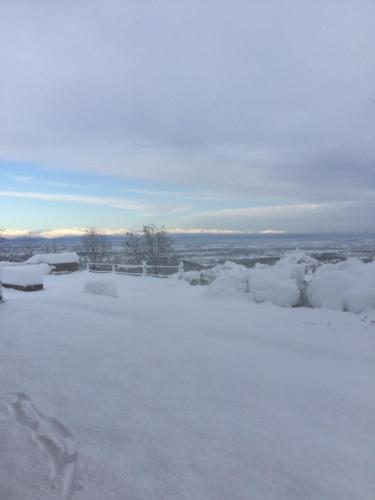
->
0, 0, 374, 236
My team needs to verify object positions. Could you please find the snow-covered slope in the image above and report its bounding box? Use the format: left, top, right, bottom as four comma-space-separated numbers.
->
0, 272, 374, 499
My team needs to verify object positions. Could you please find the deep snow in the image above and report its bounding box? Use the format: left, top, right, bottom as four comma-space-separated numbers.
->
0, 271, 374, 499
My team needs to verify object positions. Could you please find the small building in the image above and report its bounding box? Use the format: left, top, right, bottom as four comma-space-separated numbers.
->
2, 266, 44, 292
26, 252, 80, 273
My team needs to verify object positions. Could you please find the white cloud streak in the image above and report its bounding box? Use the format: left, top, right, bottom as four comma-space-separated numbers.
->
195, 202, 350, 219
0, 191, 148, 211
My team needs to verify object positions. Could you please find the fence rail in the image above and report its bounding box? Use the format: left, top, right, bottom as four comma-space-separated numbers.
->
87, 261, 184, 279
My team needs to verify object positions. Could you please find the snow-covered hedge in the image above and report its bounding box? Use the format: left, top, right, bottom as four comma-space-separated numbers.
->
198, 251, 375, 313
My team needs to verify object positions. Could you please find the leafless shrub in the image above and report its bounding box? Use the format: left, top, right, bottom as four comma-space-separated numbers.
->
125, 225, 177, 268
81, 228, 111, 263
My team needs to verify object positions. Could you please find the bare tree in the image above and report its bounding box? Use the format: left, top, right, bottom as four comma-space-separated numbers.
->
81, 228, 111, 263
22, 232, 39, 259
125, 225, 176, 267
123, 231, 143, 264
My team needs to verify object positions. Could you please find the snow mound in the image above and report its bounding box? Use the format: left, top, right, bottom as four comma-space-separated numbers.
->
206, 272, 249, 298
248, 266, 301, 307
2, 266, 44, 287
306, 258, 375, 313
182, 270, 202, 286
83, 279, 118, 298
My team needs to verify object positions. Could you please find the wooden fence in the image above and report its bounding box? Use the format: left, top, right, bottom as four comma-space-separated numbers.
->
87, 261, 184, 279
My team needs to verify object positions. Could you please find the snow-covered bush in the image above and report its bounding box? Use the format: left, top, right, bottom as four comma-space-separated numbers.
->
204, 251, 319, 308
184, 261, 248, 287
206, 265, 249, 298
306, 258, 375, 313
83, 279, 118, 298
247, 265, 301, 307
183, 270, 202, 286
205, 254, 303, 307
203, 251, 375, 313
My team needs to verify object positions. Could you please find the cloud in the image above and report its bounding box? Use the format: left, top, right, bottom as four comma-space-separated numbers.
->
258, 230, 287, 235
182, 201, 375, 233
0, 191, 147, 211
1, 227, 129, 238
2, 226, 281, 238
194, 202, 342, 219
168, 228, 250, 235
0, 0, 374, 231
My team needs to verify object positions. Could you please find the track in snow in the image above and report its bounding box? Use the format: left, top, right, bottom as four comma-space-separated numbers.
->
3, 393, 79, 500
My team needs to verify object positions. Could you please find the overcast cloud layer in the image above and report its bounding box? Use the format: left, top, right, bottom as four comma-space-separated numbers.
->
1, 0, 374, 232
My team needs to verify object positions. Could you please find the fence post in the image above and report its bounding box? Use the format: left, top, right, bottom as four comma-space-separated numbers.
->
178, 261, 184, 279
142, 261, 147, 276
0, 265, 2, 302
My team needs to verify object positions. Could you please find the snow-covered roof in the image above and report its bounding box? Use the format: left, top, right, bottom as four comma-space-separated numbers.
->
26, 252, 79, 265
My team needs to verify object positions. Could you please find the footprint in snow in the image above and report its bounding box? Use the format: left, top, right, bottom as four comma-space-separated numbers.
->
2, 393, 79, 500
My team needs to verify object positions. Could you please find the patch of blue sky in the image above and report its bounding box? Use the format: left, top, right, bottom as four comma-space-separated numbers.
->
1, 160, 140, 197
0, 159, 235, 209
0, 160, 261, 232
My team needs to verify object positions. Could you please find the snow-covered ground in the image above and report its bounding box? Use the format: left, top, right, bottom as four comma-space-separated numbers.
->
1, 271, 375, 499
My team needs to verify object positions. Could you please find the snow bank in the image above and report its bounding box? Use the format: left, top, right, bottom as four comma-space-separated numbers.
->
2, 266, 44, 287
205, 252, 375, 313
248, 266, 301, 307
83, 279, 118, 298
306, 258, 375, 313
26, 252, 79, 265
